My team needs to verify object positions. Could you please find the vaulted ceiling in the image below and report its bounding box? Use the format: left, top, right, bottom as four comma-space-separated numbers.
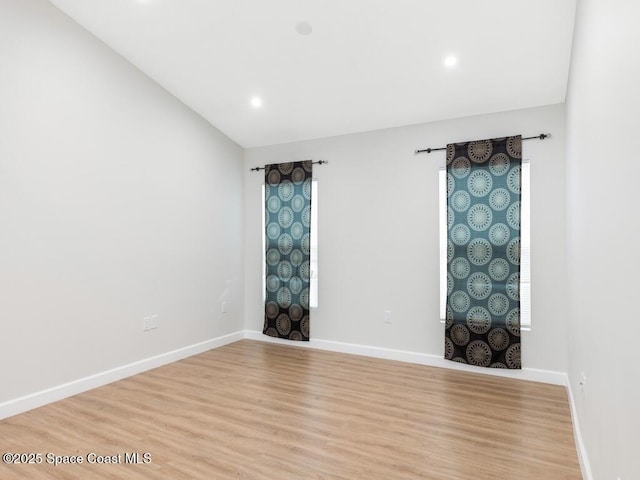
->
48, 0, 577, 147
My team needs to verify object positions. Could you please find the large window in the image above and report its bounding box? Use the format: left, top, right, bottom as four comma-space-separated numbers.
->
439, 160, 530, 328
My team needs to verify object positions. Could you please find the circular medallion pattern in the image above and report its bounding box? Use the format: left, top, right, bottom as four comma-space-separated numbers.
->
447, 239, 454, 263
445, 305, 454, 328
301, 205, 311, 228
505, 343, 521, 369
466, 340, 492, 367
468, 170, 493, 197
277, 261, 293, 281
507, 166, 521, 194
289, 304, 303, 322
488, 328, 510, 351
451, 257, 471, 279
446, 145, 455, 165
302, 178, 312, 199
291, 167, 306, 184
489, 188, 510, 211
451, 324, 471, 346
451, 191, 471, 212
450, 290, 470, 313
266, 275, 280, 293
445, 337, 454, 359
468, 140, 492, 163
488, 258, 510, 281
278, 163, 294, 175
467, 272, 492, 300
290, 249, 303, 267
467, 204, 493, 231
466, 306, 492, 334
506, 308, 521, 336
488, 223, 510, 246
447, 206, 455, 229
267, 169, 281, 185
300, 316, 310, 337
265, 327, 278, 337
447, 173, 455, 198
291, 195, 305, 212
276, 313, 292, 336
290, 221, 304, 240
452, 157, 471, 178
467, 238, 493, 265
488, 293, 509, 316
301, 233, 311, 255
267, 223, 281, 240
267, 195, 281, 213
278, 233, 293, 255
506, 136, 522, 158
506, 237, 521, 265
506, 201, 521, 230
300, 288, 310, 309
267, 248, 280, 266
489, 153, 510, 176
289, 277, 303, 295
451, 224, 471, 246
278, 180, 294, 201
266, 302, 279, 319
278, 207, 294, 229
300, 261, 310, 282
289, 331, 303, 341
447, 272, 454, 295
277, 287, 292, 308
506, 272, 520, 301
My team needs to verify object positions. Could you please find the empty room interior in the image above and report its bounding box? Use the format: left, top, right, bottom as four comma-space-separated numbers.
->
1, 0, 638, 479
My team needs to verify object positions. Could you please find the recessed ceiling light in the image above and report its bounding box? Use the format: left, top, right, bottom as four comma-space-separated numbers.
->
250, 96, 263, 108
444, 55, 458, 68
295, 21, 313, 35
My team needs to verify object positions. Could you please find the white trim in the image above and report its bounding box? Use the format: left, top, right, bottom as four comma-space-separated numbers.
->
0, 330, 244, 420
2, 328, 588, 477
566, 377, 594, 480
243, 330, 566, 385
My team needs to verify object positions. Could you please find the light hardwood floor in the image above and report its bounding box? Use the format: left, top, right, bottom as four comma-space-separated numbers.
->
0, 340, 582, 479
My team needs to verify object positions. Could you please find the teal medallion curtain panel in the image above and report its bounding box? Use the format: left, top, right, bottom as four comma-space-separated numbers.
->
445, 136, 521, 368
264, 161, 312, 341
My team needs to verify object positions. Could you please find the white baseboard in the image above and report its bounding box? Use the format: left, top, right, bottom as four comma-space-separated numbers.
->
566, 379, 593, 480
1, 328, 590, 480
244, 330, 567, 385
0, 330, 244, 421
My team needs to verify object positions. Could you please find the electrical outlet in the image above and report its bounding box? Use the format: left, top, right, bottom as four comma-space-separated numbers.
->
143, 315, 158, 331
384, 310, 392, 324
579, 372, 587, 395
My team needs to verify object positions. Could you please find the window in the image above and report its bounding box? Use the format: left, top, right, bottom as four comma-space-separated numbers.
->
439, 160, 530, 329
262, 179, 318, 308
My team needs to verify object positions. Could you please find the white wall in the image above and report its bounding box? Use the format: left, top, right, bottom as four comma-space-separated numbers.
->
244, 104, 568, 374
0, 0, 244, 404
566, 0, 640, 478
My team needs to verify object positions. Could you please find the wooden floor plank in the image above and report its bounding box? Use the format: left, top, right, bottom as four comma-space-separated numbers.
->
0, 340, 582, 479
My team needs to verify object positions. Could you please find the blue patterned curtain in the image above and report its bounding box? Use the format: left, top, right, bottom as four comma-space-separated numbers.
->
263, 161, 312, 341
445, 136, 521, 369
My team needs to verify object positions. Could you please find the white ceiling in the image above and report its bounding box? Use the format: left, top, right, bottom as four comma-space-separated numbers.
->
47, 0, 577, 148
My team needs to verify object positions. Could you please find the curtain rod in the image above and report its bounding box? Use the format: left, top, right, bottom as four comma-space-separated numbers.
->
414, 133, 551, 155
249, 160, 328, 172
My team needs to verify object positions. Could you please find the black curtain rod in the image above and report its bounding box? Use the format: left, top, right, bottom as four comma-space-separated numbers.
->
414, 133, 551, 155
250, 160, 328, 172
